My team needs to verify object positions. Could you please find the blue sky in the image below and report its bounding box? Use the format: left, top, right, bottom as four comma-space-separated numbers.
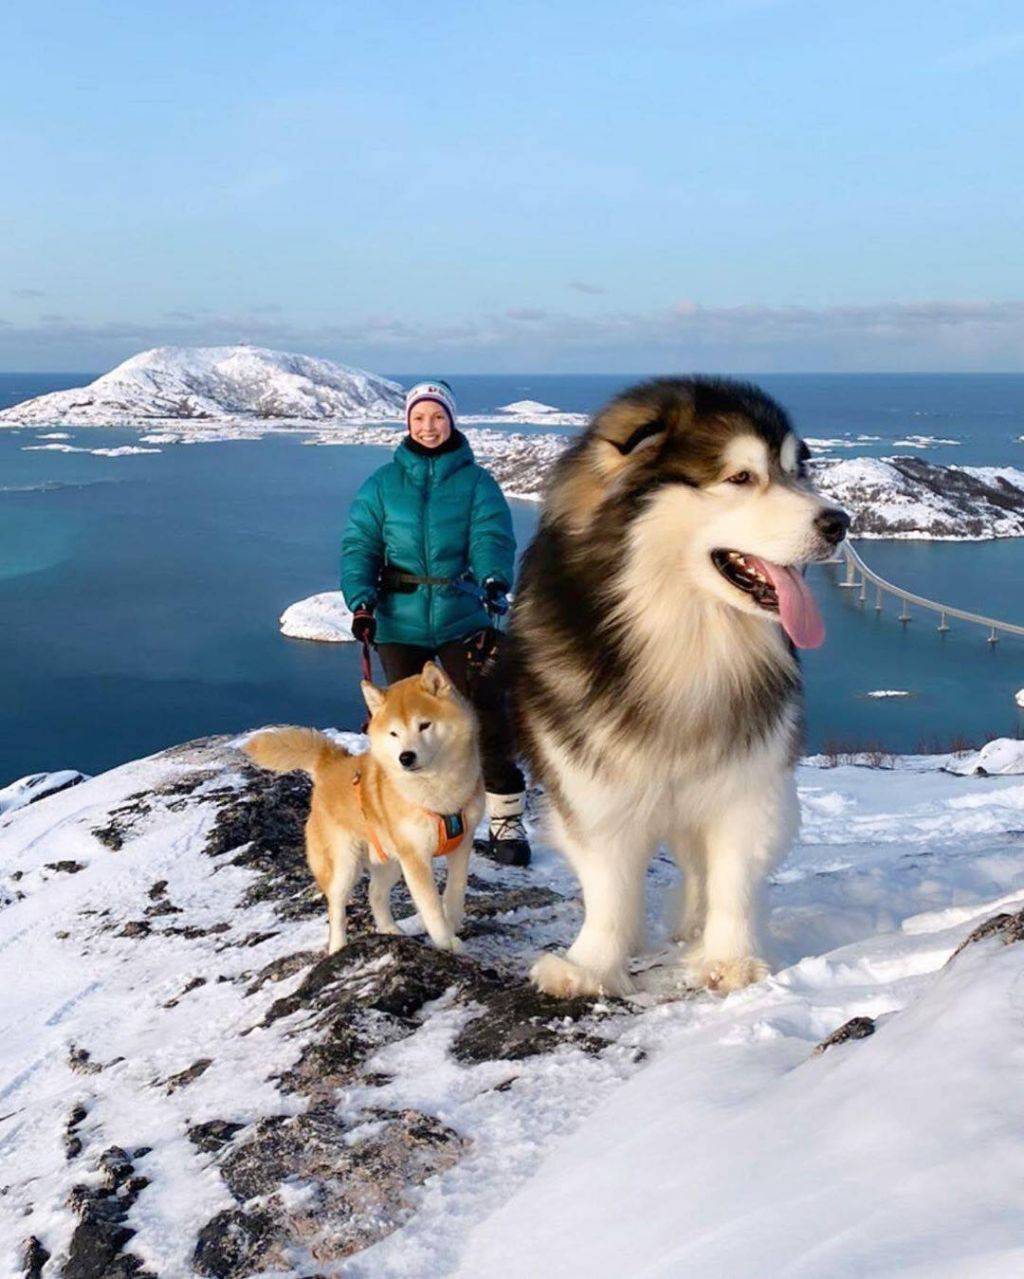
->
1, 0, 1022, 372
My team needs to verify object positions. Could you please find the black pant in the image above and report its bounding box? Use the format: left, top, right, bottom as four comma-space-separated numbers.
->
376, 636, 525, 796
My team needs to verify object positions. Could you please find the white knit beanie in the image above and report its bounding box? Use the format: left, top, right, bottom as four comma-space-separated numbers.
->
405, 380, 457, 428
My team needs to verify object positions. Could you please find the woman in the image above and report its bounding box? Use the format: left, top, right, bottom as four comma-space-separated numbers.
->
340, 379, 531, 866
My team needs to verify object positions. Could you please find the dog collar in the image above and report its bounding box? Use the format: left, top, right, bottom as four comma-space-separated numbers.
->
352, 771, 467, 864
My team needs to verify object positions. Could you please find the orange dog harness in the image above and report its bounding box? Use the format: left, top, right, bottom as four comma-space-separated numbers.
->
352, 772, 467, 865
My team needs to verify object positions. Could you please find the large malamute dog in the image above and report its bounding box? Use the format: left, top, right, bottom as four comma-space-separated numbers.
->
511, 377, 848, 997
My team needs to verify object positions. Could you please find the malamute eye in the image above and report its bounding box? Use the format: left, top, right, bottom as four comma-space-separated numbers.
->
419, 721, 431, 731
727, 470, 753, 486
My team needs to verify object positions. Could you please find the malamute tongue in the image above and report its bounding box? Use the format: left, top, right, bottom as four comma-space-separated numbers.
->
749, 557, 825, 649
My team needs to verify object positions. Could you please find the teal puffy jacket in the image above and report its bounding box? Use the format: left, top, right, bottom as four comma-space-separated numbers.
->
340, 432, 516, 647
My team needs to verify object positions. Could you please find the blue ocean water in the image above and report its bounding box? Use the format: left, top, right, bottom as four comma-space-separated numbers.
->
1, 372, 1022, 784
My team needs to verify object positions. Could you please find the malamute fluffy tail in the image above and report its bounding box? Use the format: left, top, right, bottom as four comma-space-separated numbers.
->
242, 727, 347, 776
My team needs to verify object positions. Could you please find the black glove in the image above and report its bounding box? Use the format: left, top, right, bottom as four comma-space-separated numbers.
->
482, 578, 510, 615
351, 605, 376, 645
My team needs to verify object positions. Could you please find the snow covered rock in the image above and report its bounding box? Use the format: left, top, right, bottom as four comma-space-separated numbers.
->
0, 737, 612, 1275
1016, 689, 1024, 710
457, 897, 1024, 1278
279, 591, 354, 642
482, 400, 589, 427
947, 737, 1024, 776
497, 400, 562, 416
0, 346, 404, 426
809, 455, 1024, 539
6, 738, 1024, 1275
0, 769, 88, 815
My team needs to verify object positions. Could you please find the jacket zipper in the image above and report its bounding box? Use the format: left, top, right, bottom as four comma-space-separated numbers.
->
423, 457, 434, 636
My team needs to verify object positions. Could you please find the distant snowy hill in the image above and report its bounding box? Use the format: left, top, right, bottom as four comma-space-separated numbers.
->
0, 346, 404, 425
4, 735, 1024, 1274
810, 456, 1024, 539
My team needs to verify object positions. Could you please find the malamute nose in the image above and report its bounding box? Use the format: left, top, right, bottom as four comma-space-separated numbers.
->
815, 507, 850, 546
399, 750, 418, 769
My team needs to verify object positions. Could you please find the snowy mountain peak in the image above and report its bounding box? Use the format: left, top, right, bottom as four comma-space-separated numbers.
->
0, 345, 405, 425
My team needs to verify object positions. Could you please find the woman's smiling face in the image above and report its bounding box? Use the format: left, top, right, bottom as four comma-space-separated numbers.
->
408, 400, 452, 448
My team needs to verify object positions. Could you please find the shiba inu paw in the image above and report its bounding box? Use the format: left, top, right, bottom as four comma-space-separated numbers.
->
433, 935, 464, 954
530, 953, 632, 999
691, 955, 770, 993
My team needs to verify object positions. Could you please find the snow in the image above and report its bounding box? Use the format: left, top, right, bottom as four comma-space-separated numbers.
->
497, 400, 561, 415
946, 737, 1024, 776
1016, 689, 1024, 710
0, 345, 405, 426
864, 689, 912, 698
457, 930, 1024, 1279
893, 434, 961, 447
23, 443, 161, 456
5, 357, 1022, 541
5, 737, 1024, 1274
279, 591, 355, 642
0, 770, 88, 815
809, 456, 1024, 539
449, 758, 1024, 1278
482, 400, 589, 427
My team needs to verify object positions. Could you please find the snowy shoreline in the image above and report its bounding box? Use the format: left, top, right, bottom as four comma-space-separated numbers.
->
13, 416, 1024, 540
5, 345, 1024, 539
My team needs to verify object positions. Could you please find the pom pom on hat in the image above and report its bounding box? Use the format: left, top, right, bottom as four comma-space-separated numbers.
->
405, 380, 456, 428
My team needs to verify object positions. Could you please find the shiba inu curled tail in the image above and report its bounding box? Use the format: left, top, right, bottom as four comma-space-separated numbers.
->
243, 661, 485, 956
243, 726, 345, 776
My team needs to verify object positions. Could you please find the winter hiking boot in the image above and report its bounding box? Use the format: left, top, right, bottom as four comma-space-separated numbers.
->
475, 791, 531, 867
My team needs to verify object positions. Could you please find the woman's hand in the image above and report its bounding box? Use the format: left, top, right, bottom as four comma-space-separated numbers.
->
482, 578, 510, 615
351, 606, 377, 645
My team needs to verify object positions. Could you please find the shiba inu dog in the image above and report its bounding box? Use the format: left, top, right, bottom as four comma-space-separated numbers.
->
243, 662, 484, 955
510, 377, 849, 997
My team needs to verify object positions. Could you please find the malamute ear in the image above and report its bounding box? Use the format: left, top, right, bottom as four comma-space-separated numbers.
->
420, 661, 452, 697
361, 680, 385, 716
591, 400, 668, 477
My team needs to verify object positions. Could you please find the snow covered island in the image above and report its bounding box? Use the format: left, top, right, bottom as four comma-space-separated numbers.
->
279, 591, 354, 642
5, 350, 1024, 539
810, 456, 1024, 539
4, 733, 1024, 1274
0, 346, 404, 426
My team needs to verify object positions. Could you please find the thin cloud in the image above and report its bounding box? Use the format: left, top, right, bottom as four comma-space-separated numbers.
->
568, 281, 606, 295
2, 299, 1024, 372
12, 288, 46, 299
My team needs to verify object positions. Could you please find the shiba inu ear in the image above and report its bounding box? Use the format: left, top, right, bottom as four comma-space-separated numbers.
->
420, 661, 452, 697
361, 680, 385, 716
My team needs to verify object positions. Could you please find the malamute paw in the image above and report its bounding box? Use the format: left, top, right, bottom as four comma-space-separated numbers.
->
530, 952, 632, 999
691, 955, 770, 993
670, 921, 704, 945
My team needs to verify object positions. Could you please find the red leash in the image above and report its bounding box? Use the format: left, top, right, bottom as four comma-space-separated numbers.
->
359, 639, 374, 733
